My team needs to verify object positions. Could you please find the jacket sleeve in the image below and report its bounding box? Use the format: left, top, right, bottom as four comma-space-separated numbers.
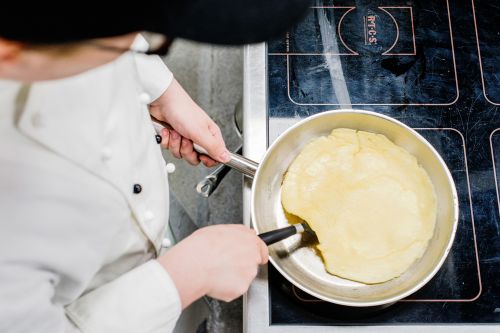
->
132, 34, 174, 103
0, 263, 81, 333
0, 258, 181, 333
66, 261, 181, 333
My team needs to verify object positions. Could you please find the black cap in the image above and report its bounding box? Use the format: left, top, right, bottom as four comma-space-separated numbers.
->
0, 1, 309, 45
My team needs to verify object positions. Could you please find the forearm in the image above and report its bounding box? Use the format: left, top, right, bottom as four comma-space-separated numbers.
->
149, 78, 206, 126
150, 78, 190, 107
157, 234, 209, 310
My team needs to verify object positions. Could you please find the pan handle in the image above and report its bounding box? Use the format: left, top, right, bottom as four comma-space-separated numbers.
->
192, 144, 258, 178
196, 163, 232, 197
151, 116, 259, 178
196, 145, 243, 197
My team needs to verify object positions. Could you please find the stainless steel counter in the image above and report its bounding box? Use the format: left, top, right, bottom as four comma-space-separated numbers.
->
241, 43, 498, 333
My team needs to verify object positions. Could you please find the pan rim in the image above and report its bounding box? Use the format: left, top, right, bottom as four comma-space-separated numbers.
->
250, 109, 459, 307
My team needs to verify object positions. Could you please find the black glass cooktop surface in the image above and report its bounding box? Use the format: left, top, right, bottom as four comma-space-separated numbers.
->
267, 0, 500, 325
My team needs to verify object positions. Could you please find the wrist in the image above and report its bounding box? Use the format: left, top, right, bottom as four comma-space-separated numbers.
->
157, 237, 209, 309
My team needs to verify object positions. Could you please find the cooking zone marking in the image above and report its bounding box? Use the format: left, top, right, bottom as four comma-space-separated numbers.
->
489, 128, 500, 235
472, 0, 500, 105
271, 0, 458, 106
290, 128, 482, 303
379, 6, 417, 56
269, 6, 358, 56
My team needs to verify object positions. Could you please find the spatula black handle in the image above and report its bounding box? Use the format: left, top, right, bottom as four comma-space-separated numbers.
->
258, 224, 304, 246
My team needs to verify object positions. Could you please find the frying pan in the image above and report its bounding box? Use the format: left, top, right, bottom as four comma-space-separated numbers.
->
153, 109, 458, 307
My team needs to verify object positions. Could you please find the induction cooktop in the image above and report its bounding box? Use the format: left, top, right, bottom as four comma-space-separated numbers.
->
266, 0, 500, 325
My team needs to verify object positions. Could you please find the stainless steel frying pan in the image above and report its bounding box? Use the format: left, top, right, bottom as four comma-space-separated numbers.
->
153, 109, 458, 307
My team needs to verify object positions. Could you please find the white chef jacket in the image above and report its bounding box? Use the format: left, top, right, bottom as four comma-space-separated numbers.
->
0, 40, 181, 332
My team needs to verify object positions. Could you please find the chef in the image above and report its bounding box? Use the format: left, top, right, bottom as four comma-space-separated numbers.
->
0, 1, 309, 332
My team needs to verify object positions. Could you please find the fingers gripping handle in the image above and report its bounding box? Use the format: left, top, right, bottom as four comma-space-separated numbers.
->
151, 116, 259, 178
201, 146, 258, 178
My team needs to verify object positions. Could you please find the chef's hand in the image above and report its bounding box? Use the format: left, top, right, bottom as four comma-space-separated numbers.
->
149, 79, 230, 167
157, 224, 268, 309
